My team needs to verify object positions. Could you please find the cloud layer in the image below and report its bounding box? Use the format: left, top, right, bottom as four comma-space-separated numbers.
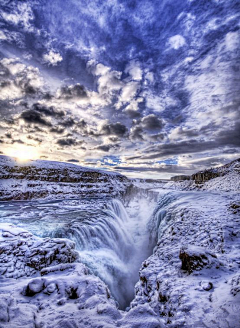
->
0, 0, 239, 177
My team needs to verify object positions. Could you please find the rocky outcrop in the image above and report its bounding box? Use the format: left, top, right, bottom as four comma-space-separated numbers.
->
191, 158, 240, 184
179, 245, 219, 273
0, 223, 79, 278
166, 158, 240, 192
170, 175, 191, 182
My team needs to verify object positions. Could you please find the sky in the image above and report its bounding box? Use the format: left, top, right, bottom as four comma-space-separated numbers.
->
0, 0, 239, 178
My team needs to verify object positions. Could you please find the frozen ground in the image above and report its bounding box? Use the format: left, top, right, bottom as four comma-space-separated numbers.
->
135, 189, 240, 327
0, 160, 240, 327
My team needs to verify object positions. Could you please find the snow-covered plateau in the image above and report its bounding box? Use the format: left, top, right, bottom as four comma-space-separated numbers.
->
0, 158, 239, 327
0, 155, 132, 200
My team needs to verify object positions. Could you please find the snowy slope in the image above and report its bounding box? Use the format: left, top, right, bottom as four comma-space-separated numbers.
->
132, 190, 240, 327
164, 158, 240, 192
0, 155, 132, 200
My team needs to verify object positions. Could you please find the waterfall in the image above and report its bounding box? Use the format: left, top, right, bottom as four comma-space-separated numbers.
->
48, 198, 139, 308
148, 192, 179, 244
0, 196, 158, 310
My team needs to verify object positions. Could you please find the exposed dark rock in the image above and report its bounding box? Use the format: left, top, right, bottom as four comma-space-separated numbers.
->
191, 158, 240, 184
179, 245, 218, 273
171, 175, 191, 182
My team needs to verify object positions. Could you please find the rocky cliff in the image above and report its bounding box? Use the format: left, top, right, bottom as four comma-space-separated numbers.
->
191, 158, 240, 184
166, 158, 240, 192
170, 175, 191, 182
0, 155, 132, 200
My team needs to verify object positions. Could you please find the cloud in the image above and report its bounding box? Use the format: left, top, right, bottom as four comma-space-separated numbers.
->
125, 61, 142, 81
94, 143, 120, 152
50, 126, 65, 134
141, 114, 163, 130
60, 117, 75, 127
167, 35, 186, 50
95, 145, 111, 152
58, 84, 88, 99
20, 110, 52, 127
12, 139, 24, 144
100, 122, 128, 137
129, 125, 144, 141
56, 137, 80, 147
67, 159, 79, 163
129, 114, 163, 141
32, 103, 65, 118
0, 0, 239, 177
43, 50, 63, 66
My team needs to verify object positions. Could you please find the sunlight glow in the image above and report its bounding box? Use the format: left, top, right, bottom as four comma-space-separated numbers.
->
5, 146, 39, 162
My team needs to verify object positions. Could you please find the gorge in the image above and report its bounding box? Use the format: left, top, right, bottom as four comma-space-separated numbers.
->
0, 156, 239, 327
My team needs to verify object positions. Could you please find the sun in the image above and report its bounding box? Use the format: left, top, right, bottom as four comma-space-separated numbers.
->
5, 146, 40, 162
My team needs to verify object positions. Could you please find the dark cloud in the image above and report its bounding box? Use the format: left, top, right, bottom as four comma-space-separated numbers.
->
60, 117, 75, 127
141, 114, 163, 130
100, 122, 128, 137
95, 143, 119, 152
27, 135, 42, 143
68, 159, 79, 163
0, 63, 10, 78
77, 119, 87, 129
5, 132, 12, 139
42, 92, 53, 100
218, 121, 240, 147
124, 109, 141, 118
12, 139, 24, 144
149, 133, 165, 141
95, 145, 111, 152
22, 83, 37, 96
50, 126, 65, 134
20, 110, 52, 127
139, 140, 217, 160
56, 137, 80, 146
224, 148, 238, 154
59, 84, 88, 99
135, 122, 240, 160
0, 81, 11, 88
32, 103, 65, 117
129, 114, 163, 141
112, 165, 194, 174
129, 125, 144, 141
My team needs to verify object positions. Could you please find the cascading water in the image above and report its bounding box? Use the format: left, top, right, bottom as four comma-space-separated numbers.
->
0, 195, 157, 309
50, 199, 139, 308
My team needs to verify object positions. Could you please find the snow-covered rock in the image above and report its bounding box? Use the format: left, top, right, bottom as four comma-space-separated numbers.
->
0, 223, 164, 327
0, 155, 132, 200
131, 190, 240, 327
0, 223, 78, 278
165, 158, 240, 192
